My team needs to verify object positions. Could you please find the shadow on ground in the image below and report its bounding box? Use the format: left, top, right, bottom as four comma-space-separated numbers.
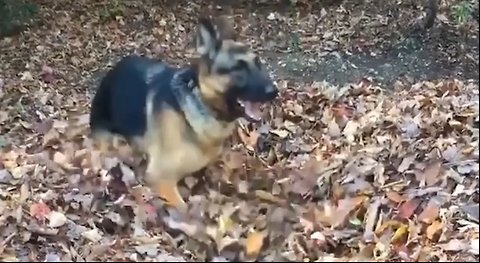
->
264, 38, 479, 87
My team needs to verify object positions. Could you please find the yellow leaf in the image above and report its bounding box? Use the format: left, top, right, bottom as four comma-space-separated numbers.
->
391, 224, 408, 244
218, 215, 233, 235
376, 220, 402, 234
245, 230, 266, 258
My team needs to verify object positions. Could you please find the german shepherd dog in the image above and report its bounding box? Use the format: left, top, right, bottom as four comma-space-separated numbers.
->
88, 17, 279, 208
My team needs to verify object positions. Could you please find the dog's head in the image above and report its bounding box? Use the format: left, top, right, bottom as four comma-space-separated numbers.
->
195, 17, 278, 123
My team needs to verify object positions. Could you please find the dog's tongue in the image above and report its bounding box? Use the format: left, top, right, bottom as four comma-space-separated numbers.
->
243, 101, 263, 121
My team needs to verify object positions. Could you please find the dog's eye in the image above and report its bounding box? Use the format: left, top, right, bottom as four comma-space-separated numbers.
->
231, 60, 248, 71
217, 67, 231, 74
217, 60, 248, 74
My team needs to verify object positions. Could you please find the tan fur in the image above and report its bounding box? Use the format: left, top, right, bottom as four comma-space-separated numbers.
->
144, 105, 234, 207
146, 108, 217, 180
197, 64, 231, 114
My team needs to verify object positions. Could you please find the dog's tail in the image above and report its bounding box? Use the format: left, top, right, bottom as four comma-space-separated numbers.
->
89, 69, 115, 136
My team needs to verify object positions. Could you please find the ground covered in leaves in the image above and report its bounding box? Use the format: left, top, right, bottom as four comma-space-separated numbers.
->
1, 0, 479, 261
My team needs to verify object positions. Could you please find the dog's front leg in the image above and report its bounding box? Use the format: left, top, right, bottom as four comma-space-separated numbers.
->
154, 178, 186, 208
146, 152, 187, 209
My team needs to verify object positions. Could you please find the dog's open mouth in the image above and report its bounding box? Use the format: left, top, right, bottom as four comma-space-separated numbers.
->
237, 99, 263, 122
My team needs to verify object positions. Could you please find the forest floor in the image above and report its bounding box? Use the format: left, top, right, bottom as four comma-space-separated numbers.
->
0, 0, 479, 261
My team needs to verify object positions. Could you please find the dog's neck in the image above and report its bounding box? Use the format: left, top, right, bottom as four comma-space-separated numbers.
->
170, 67, 236, 141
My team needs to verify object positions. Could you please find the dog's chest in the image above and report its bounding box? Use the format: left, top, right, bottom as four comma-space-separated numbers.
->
152, 136, 223, 176
145, 105, 235, 178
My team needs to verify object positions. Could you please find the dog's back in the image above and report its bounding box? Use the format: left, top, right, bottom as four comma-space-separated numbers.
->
90, 55, 178, 141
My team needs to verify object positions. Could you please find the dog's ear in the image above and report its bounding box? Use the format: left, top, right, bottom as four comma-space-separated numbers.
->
196, 17, 221, 59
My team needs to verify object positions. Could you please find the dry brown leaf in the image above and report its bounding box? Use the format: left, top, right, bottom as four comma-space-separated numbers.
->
438, 239, 470, 252
332, 196, 368, 228
363, 198, 381, 243
327, 118, 342, 138
398, 155, 416, 172
423, 161, 443, 187
30, 201, 51, 221
270, 129, 290, 138
19, 182, 29, 204
386, 191, 405, 203
222, 150, 245, 170
398, 198, 420, 219
426, 220, 443, 240
374, 231, 392, 261
418, 200, 439, 224
82, 228, 103, 243
342, 120, 359, 142
245, 230, 266, 258
254, 190, 286, 205
53, 151, 68, 165
0, 111, 8, 123
236, 127, 260, 151
332, 103, 354, 120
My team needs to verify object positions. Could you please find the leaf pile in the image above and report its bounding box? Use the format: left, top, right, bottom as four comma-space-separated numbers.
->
1, 77, 478, 261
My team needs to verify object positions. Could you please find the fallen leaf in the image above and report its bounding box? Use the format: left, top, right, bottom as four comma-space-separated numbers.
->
469, 239, 479, 255
386, 191, 405, 203
398, 155, 416, 173
418, 200, 439, 224
19, 182, 29, 204
254, 190, 286, 205
82, 228, 103, 243
237, 127, 260, 151
0, 111, 8, 123
245, 230, 266, 258
342, 120, 359, 142
41, 65, 56, 83
422, 161, 443, 186
461, 204, 479, 223
269, 129, 290, 138
135, 244, 159, 257
44, 252, 61, 262
426, 220, 443, 240
53, 151, 68, 165
327, 119, 342, 138
156, 253, 187, 262
119, 163, 136, 186
363, 198, 381, 243
311, 231, 327, 247
438, 239, 470, 252
0, 169, 13, 184
30, 201, 51, 221
374, 231, 392, 261
391, 224, 408, 244
332, 196, 368, 228
398, 198, 420, 219
48, 211, 67, 228
332, 103, 353, 119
